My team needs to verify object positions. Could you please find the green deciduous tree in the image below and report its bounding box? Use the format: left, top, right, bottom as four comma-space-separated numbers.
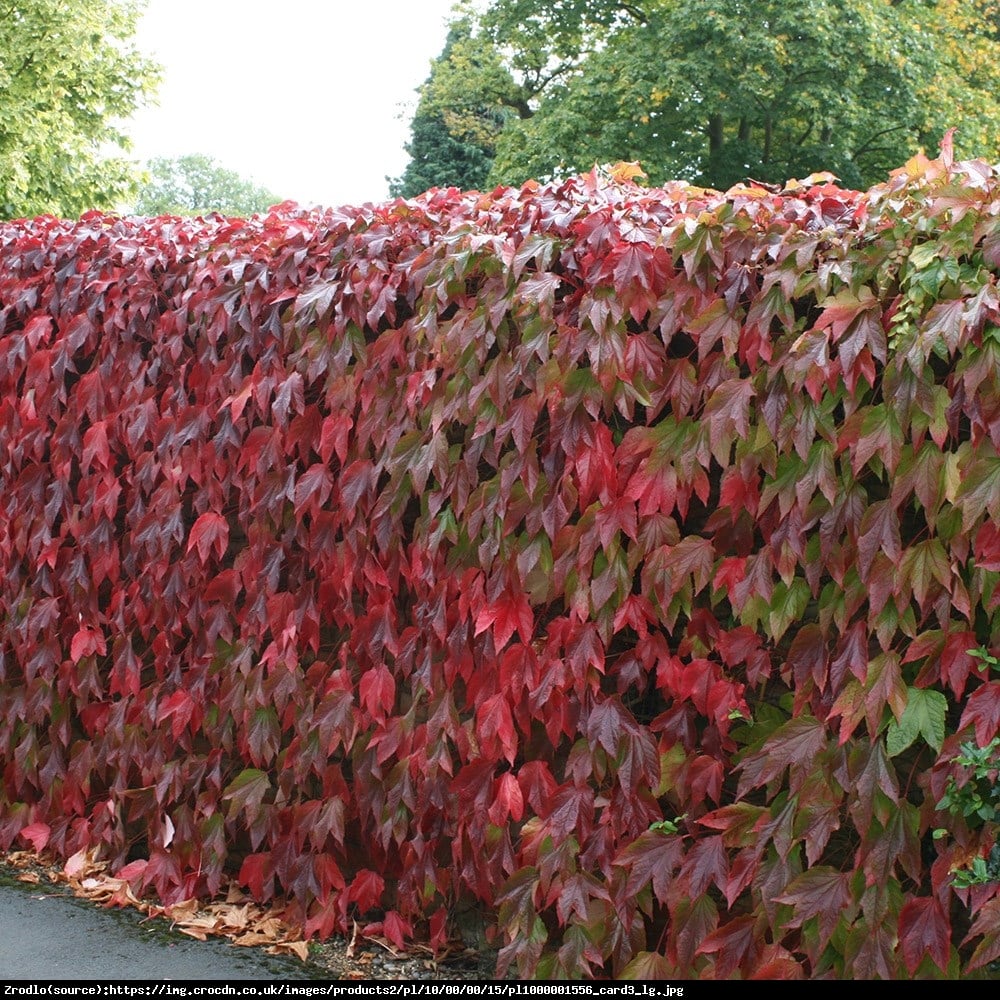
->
420, 0, 1000, 191
131, 154, 281, 217
390, 20, 506, 198
0, 0, 159, 219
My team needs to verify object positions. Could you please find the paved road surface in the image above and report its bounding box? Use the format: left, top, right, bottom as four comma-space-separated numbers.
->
0, 878, 312, 981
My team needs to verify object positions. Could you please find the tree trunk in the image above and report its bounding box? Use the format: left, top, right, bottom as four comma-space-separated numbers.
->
709, 114, 724, 156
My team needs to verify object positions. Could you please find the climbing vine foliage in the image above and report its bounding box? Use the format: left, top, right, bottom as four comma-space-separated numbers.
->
2, 145, 1000, 978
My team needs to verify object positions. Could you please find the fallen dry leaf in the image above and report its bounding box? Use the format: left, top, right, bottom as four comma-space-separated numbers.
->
63, 847, 101, 879
164, 898, 200, 923
178, 926, 211, 942
233, 931, 275, 948
225, 884, 248, 904
254, 916, 286, 938
211, 902, 252, 932
267, 940, 310, 962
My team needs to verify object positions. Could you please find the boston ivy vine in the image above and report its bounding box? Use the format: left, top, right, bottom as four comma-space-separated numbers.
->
1, 142, 1000, 977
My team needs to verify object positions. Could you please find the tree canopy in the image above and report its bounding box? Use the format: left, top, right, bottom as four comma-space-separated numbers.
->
389, 22, 500, 198
131, 154, 281, 217
0, 0, 159, 219
401, 0, 1000, 192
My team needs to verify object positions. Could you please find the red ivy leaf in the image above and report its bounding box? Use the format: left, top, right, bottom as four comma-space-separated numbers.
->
965, 897, 1000, 971
19, 822, 51, 852
474, 592, 534, 650
957, 455, 1000, 530
696, 915, 759, 979
186, 511, 229, 564
595, 496, 638, 549
616, 830, 684, 903
115, 859, 149, 882
347, 869, 385, 914
678, 834, 729, 897
70, 626, 106, 663
238, 852, 274, 900
974, 521, 1000, 571
359, 665, 395, 721
748, 944, 806, 980
586, 697, 629, 755
477, 694, 518, 764
702, 378, 755, 460
381, 911, 412, 951
319, 413, 353, 465
204, 568, 240, 605
736, 715, 828, 797
774, 867, 852, 951
82, 421, 111, 471
940, 630, 979, 698
158, 689, 198, 742
517, 761, 558, 815
959, 681, 1000, 746
856, 500, 901, 579
899, 896, 951, 974
488, 772, 525, 825
293, 463, 334, 516
851, 403, 903, 476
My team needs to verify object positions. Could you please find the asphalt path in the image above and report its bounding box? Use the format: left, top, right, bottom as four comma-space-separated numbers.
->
0, 877, 312, 981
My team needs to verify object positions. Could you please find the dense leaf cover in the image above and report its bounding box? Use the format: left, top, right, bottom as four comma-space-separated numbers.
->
2, 147, 1000, 978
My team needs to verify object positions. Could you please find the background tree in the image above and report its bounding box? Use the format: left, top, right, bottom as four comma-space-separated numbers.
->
0, 0, 159, 218
407, 0, 1000, 191
131, 154, 281, 217
389, 20, 505, 197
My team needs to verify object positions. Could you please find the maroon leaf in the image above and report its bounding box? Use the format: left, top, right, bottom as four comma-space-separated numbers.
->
774, 868, 852, 950
899, 897, 951, 974
696, 915, 759, 978
965, 897, 1000, 971
856, 500, 901, 579
616, 830, 684, 903
737, 716, 828, 797
477, 694, 518, 764
959, 681, 1000, 746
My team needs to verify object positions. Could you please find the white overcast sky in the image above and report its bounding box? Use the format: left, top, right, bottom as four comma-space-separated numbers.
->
127, 0, 459, 209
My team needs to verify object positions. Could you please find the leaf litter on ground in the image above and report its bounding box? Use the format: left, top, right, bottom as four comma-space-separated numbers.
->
0, 849, 502, 979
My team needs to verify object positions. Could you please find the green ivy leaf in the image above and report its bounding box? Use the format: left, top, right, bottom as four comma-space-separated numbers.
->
887, 687, 947, 756
767, 578, 810, 644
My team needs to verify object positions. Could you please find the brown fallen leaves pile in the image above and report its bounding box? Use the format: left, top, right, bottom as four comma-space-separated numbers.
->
0, 849, 499, 980
2, 848, 310, 961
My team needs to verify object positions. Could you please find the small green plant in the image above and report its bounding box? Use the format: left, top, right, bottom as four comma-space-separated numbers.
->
935, 737, 1000, 887
936, 737, 1000, 828
648, 814, 686, 835
949, 845, 1000, 889
967, 646, 1000, 676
